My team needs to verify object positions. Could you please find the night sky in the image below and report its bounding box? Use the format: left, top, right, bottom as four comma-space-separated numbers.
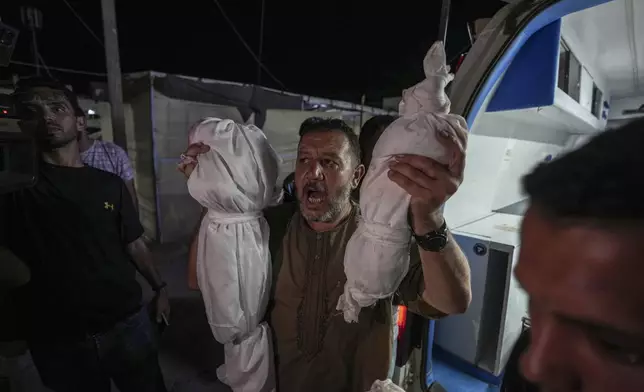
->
2, 0, 506, 104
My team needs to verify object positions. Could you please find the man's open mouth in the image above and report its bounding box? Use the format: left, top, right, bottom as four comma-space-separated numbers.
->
45, 125, 62, 134
304, 185, 326, 205
307, 191, 325, 205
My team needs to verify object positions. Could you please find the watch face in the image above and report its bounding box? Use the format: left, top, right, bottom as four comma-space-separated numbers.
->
420, 234, 448, 252
429, 236, 448, 249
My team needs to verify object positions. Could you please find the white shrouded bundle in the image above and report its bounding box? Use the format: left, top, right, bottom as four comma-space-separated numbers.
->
337, 41, 469, 323
187, 118, 279, 392
366, 380, 407, 392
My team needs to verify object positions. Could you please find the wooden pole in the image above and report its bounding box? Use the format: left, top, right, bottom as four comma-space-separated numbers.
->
100, 0, 127, 149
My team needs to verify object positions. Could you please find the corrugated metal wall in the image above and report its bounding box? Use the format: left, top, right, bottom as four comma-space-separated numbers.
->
126, 90, 159, 240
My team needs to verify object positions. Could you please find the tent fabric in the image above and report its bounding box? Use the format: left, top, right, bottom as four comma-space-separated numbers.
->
187, 118, 280, 392
123, 72, 395, 129
338, 42, 469, 323
122, 73, 303, 128
152, 75, 303, 128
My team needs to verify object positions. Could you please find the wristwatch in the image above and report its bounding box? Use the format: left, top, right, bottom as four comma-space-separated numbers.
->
412, 220, 449, 252
153, 282, 168, 292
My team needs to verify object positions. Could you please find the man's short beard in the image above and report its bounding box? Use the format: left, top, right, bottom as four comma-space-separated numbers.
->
301, 183, 353, 223
38, 132, 77, 151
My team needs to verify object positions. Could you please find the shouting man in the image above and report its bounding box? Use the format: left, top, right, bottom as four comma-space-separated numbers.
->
181, 117, 471, 392
1, 78, 169, 392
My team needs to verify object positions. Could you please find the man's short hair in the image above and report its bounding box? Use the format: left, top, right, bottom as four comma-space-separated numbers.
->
12, 77, 84, 117
358, 115, 397, 162
298, 117, 361, 165
523, 118, 644, 225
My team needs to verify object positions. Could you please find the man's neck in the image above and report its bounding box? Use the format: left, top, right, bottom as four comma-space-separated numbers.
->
78, 133, 95, 153
307, 202, 353, 232
41, 141, 84, 168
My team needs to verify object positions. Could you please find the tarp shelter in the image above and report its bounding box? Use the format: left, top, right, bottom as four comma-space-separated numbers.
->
121, 71, 394, 243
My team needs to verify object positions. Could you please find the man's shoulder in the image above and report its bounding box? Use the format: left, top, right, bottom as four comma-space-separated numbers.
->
97, 141, 128, 157
84, 165, 124, 186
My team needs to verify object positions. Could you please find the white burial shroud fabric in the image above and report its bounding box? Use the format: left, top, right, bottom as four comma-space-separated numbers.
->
366, 380, 407, 392
338, 41, 469, 323
187, 118, 279, 392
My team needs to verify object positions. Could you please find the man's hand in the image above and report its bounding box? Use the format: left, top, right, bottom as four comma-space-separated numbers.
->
154, 288, 171, 324
388, 127, 466, 233
126, 237, 172, 324
388, 155, 463, 232
177, 142, 211, 179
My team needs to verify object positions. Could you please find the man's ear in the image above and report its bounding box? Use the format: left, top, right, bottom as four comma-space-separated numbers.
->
351, 164, 366, 189
76, 115, 87, 133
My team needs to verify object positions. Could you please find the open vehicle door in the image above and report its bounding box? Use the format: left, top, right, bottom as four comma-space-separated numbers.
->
407, 0, 641, 390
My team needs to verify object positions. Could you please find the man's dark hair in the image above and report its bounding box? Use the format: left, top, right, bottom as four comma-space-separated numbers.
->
358, 115, 397, 162
298, 117, 361, 165
523, 117, 644, 224
283, 172, 295, 188
12, 77, 84, 117
282, 172, 296, 203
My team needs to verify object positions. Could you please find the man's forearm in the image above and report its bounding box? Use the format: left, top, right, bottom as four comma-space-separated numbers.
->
411, 210, 472, 315
418, 234, 471, 315
127, 238, 165, 290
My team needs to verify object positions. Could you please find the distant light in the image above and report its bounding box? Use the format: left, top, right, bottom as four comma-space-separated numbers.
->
1, 109, 7, 115
87, 109, 96, 115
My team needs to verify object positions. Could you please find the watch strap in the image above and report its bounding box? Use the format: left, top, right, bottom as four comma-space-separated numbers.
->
413, 219, 447, 236
153, 281, 168, 292
412, 219, 449, 252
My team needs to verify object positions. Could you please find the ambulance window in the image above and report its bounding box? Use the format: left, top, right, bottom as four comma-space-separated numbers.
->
558, 41, 582, 103
592, 84, 603, 118
558, 42, 570, 93
568, 52, 582, 102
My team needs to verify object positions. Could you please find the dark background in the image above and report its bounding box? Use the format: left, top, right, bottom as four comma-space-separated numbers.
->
1, 0, 506, 104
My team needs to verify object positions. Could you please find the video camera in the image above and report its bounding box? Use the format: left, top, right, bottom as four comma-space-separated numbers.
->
0, 19, 37, 195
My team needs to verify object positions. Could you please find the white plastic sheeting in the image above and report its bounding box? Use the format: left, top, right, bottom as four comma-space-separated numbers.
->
187, 118, 279, 392
338, 41, 469, 323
